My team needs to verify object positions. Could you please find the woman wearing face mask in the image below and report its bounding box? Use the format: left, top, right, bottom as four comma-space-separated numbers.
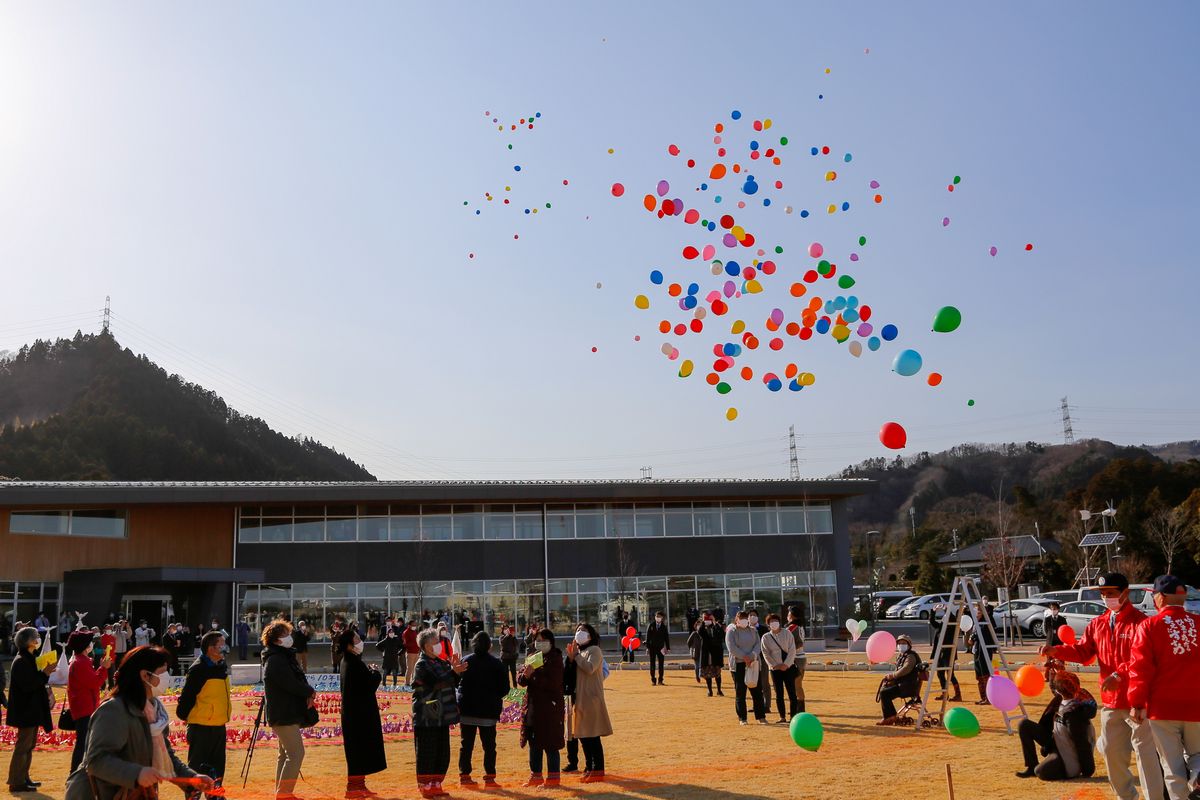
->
337, 625, 386, 799
877, 634, 920, 724
785, 606, 808, 713
67, 629, 113, 772
516, 629, 565, 787
455, 632, 509, 789
64, 646, 213, 800
698, 612, 725, 697
725, 611, 766, 725
5, 626, 56, 793
748, 610, 772, 711
1015, 664, 1097, 781
412, 627, 468, 797
686, 619, 703, 683
968, 602, 997, 705
261, 620, 317, 800
760, 614, 800, 724
435, 622, 455, 661
376, 623, 403, 688
565, 623, 613, 782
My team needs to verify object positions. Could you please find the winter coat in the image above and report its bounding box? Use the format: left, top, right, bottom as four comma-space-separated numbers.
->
411, 654, 461, 728
68, 653, 108, 721
570, 645, 612, 738
761, 628, 797, 671
687, 630, 702, 659
5, 649, 52, 731
725, 624, 761, 672
886, 650, 921, 696
645, 621, 671, 652
340, 650, 386, 776
698, 624, 725, 669
176, 656, 231, 727
262, 645, 315, 727
499, 634, 519, 661
402, 627, 420, 654
456, 651, 509, 722
291, 629, 309, 654
64, 697, 195, 800
376, 633, 403, 673
1127, 605, 1200, 721
1044, 613, 1065, 647
1053, 603, 1146, 709
1045, 691, 1098, 778
517, 647, 564, 750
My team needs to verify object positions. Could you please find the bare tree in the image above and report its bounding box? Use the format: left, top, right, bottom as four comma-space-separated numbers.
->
1146, 503, 1189, 574
613, 532, 642, 625
981, 537, 1028, 597
1114, 549, 1154, 583
791, 534, 829, 637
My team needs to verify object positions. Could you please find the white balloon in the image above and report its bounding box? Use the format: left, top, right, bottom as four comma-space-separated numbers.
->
960, 615, 975, 633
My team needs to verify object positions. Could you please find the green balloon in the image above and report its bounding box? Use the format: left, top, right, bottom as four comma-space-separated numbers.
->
716, 382, 731, 395
817, 260, 832, 276
932, 305, 962, 333
789, 712, 824, 751
943, 707, 980, 738
858, 235, 867, 246
967, 399, 975, 407
838, 275, 856, 289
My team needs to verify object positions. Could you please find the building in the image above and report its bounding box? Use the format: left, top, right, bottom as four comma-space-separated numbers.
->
937, 534, 1061, 573
0, 478, 873, 646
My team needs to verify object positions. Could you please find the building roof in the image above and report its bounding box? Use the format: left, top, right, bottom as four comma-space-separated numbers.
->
0, 478, 875, 506
938, 534, 1061, 565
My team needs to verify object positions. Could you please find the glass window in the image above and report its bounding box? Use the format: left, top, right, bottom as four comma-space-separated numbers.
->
422, 513, 452, 541
778, 503, 807, 533
359, 504, 390, 517
807, 504, 833, 533
574, 511, 606, 539
484, 505, 515, 540
261, 506, 293, 517
70, 509, 127, 538
452, 506, 483, 540
292, 583, 323, 599
240, 506, 261, 517
693, 503, 722, 536
293, 517, 324, 542
664, 507, 693, 537
389, 512, 420, 541
360, 598, 387, 640
577, 578, 607, 593
635, 505, 664, 537
547, 579, 574, 595
722, 503, 751, 536
577, 593, 607, 632
238, 518, 262, 543
358, 517, 388, 541
668, 576, 695, 590
485, 580, 515, 594
696, 575, 724, 589
325, 504, 355, 517
326, 516, 356, 542
326, 583, 354, 599
667, 592, 693, 632
514, 508, 543, 540
548, 592, 575, 634
608, 504, 635, 538
9, 511, 68, 535
547, 508, 574, 539
260, 518, 292, 543
638, 577, 666, 591
748, 502, 779, 535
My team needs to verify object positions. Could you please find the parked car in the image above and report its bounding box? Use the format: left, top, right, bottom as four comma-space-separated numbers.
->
1059, 600, 1106, 636
1126, 583, 1200, 616
901, 593, 951, 620
872, 591, 914, 618
885, 596, 922, 619
990, 598, 1054, 637
1030, 587, 1101, 605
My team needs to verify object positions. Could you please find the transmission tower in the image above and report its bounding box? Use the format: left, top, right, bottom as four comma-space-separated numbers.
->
1060, 396, 1075, 444
102, 296, 112, 335
639, 465, 653, 481
788, 425, 801, 479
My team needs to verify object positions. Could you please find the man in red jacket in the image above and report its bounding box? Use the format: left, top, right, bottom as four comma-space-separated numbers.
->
402, 618, 421, 687
1128, 575, 1200, 800
1043, 572, 1164, 800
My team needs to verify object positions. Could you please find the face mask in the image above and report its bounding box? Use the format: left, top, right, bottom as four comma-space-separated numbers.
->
350, 642, 364, 655
748, 616, 759, 626
574, 630, 589, 646
1103, 597, 1122, 611
705, 620, 713, 626
148, 672, 168, 697
279, 635, 294, 648
736, 619, 749, 629
898, 644, 910, 654
769, 621, 781, 632
535, 640, 551, 653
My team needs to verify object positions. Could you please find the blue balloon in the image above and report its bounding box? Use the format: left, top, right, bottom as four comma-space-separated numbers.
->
841, 201, 850, 211
683, 295, 698, 310
800, 209, 810, 218
731, 109, 742, 120
893, 349, 923, 377
708, 221, 717, 231
742, 178, 759, 195
810, 147, 819, 155
767, 378, 783, 392
881, 324, 899, 341
815, 318, 831, 335
762, 198, 771, 207
750, 140, 759, 151
834, 297, 847, 311
843, 308, 860, 323
725, 260, 740, 276
846, 295, 860, 308
687, 282, 700, 295
650, 270, 664, 285
789, 380, 803, 392
868, 336, 881, 352
824, 301, 835, 315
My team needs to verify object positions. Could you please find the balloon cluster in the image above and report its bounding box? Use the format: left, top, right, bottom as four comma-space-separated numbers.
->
620, 626, 642, 651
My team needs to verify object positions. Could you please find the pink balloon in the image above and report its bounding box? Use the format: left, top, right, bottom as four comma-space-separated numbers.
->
942, 217, 950, 227
701, 244, 716, 260
808, 242, 824, 259
869, 180, 880, 189
865, 630, 897, 664
989, 246, 998, 256
656, 179, 670, 197
986, 674, 1021, 712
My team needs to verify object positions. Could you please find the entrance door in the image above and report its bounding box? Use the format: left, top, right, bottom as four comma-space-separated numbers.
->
123, 595, 171, 642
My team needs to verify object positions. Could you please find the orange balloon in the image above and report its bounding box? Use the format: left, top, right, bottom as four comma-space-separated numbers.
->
1014, 664, 1045, 697
785, 363, 798, 379
668, 283, 682, 297
705, 373, 720, 386
658, 320, 671, 334
740, 366, 753, 380
709, 163, 727, 180
785, 322, 801, 336
927, 372, 943, 387
789, 282, 807, 298
643, 194, 657, 212
808, 297, 823, 312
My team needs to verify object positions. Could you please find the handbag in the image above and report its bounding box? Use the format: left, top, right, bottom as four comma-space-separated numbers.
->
745, 660, 760, 688
301, 703, 319, 729
58, 697, 76, 731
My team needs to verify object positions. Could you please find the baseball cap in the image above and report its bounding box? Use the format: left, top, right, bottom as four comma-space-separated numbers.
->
1152, 575, 1185, 595
1097, 572, 1129, 591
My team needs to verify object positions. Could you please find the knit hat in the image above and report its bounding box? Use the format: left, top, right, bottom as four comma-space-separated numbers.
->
67, 630, 94, 655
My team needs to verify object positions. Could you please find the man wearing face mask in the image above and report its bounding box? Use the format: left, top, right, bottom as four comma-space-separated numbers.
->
877, 634, 920, 724
176, 631, 231, 793
291, 620, 310, 673
644, 611, 671, 686
1127, 575, 1200, 800
1043, 572, 1164, 800
725, 611, 767, 725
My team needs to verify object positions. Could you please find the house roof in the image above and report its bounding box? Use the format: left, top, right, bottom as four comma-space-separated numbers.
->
938, 534, 1061, 565
0, 478, 875, 506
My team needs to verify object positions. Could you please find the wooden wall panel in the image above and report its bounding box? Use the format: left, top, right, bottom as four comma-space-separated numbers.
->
0, 506, 234, 582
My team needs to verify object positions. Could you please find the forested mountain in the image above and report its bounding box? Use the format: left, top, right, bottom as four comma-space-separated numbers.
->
0, 331, 374, 481
840, 440, 1200, 590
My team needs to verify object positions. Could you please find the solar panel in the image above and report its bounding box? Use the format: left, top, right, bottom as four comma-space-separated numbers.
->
1080, 531, 1121, 547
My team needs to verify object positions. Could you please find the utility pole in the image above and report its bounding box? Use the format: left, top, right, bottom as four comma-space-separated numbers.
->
788, 425, 801, 480
1060, 396, 1075, 444
102, 296, 112, 335
908, 506, 916, 539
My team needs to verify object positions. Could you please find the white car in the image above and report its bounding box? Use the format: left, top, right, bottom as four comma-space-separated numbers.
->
901, 594, 951, 620
884, 596, 921, 619
990, 598, 1054, 637
1030, 587, 1101, 605
1126, 583, 1200, 616
1059, 600, 1106, 637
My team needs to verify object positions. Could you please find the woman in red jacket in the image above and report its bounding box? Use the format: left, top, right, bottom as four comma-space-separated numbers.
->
66, 629, 112, 772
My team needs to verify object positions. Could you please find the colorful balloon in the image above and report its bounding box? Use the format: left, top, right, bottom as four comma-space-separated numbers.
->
944, 707, 981, 739
1058, 625, 1076, 645
865, 631, 897, 664
879, 422, 907, 450
789, 713, 824, 752
932, 306, 962, 333
1015, 665, 1045, 697
892, 349, 923, 376
986, 675, 1021, 712
611, 183, 624, 197
808, 242, 824, 259
927, 372, 943, 387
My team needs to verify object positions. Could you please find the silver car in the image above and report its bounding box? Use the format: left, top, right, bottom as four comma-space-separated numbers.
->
901, 594, 952, 620
990, 598, 1054, 637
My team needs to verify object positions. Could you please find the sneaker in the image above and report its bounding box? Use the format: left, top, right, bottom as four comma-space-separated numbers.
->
522, 775, 544, 788
561, 765, 578, 773
483, 779, 501, 790
776, 717, 789, 725
541, 775, 561, 789
739, 719, 748, 726
756, 719, 769, 725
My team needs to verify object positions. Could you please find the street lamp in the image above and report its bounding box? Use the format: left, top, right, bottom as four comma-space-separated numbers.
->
866, 530, 880, 630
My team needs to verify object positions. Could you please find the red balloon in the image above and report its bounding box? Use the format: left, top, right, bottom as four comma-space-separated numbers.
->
682, 246, 699, 260
610, 183, 624, 197
625, 626, 636, 637
630, 637, 641, 650
621, 636, 631, 648
1058, 625, 1076, 646
879, 421, 907, 450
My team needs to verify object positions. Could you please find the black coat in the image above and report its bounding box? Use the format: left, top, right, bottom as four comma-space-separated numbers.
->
517, 648, 564, 751
376, 634, 403, 673
456, 651, 509, 721
262, 645, 314, 727
645, 621, 671, 652
698, 624, 725, 668
1044, 613, 1065, 647
339, 652, 386, 776
5, 650, 52, 731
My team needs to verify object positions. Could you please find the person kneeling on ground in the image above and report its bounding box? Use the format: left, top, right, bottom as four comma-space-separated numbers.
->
1016, 664, 1096, 781
877, 634, 920, 724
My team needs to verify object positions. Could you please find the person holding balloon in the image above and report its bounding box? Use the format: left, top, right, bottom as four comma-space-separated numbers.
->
1041, 572, 1164, 800
1043, 603, 1066, 647
876, 634, 920, 724
725, 611, 767, 725
1014, 664, 1097, 781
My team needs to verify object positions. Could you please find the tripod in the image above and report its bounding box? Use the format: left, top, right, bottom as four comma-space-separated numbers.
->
239, 697, 266, 788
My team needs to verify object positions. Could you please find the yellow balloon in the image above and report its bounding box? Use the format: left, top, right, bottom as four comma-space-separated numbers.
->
827, 204, 837, 214
831, 324, 850, 342
731, 225, 746, 240
634, 295, 649, 310
678, 360, 694, 378
763, 118, 772, 129
825, 171, 837, 181
726, 407, 738, 421
745, 279, 763, 294
731, 320, 746, 334
799, 372, 816, 386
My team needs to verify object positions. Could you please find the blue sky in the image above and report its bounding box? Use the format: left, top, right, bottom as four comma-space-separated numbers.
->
1, 3, 1197, 479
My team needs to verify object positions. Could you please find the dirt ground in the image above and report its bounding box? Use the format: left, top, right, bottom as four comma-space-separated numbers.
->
2, 667, 1124, 800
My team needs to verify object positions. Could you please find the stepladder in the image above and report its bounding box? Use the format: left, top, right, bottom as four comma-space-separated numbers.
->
914, 575, 1028, 734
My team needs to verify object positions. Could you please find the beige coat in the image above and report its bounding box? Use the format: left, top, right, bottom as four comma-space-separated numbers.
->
571, 645, 613, 738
